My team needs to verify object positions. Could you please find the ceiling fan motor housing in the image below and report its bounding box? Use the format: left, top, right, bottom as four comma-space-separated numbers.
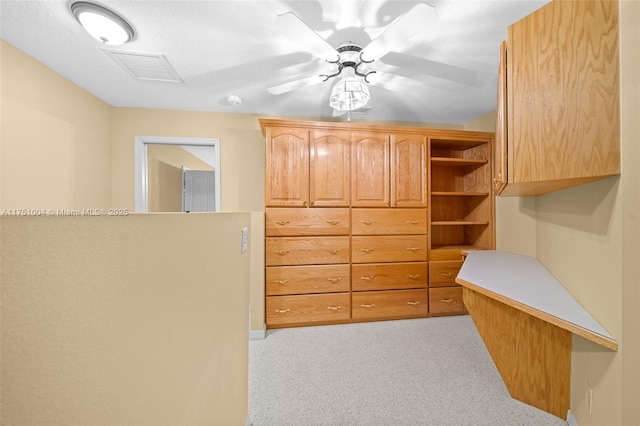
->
323, 42, 375, 82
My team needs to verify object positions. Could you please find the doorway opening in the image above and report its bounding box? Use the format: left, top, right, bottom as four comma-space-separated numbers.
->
134, 136, 221, 212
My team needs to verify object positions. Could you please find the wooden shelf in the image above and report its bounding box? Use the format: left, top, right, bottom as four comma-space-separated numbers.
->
431, 221, 489, 226
431, 157, 488, 167
431, 191, 489, 197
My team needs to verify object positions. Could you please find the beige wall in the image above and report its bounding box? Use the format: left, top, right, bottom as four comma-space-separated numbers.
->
1, 213, 251, 425
147, 144, 214, 212
0, 41, 112, 210
111, 108, 265, 213
110, 108, 267, 332
466, 3, 640, 424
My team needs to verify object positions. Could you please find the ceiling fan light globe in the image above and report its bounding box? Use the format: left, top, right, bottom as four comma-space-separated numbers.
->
329, 76, 370, 111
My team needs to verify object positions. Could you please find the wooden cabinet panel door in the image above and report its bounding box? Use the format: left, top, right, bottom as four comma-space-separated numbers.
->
391, 134, 427, 207
265, 127, 309, 206
310, 130, 350, 206
351, 132, 390, 207
494, 41, 507, 195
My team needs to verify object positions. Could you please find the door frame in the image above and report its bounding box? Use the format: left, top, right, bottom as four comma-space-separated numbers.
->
134, 136, 221, 213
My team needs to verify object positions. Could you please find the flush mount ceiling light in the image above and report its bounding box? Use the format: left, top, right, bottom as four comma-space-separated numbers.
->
71, 1, 134, 45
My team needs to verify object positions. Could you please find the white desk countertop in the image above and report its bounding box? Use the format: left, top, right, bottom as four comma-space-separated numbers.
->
456, 250, 617, 350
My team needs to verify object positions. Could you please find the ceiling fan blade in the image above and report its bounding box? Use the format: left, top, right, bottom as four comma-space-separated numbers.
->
381, 52, 479, 86
360, 3, 438, 63
267, 74, 325, 95
185, 52, 313, 92
276, 12, 339, 62
367, 71, 424, 92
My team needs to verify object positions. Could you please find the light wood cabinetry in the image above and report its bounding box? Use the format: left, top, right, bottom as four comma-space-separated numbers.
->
391, 134, 428, 207
497, 0, 620, 196
261, 119, 495, 328
351, 132, 390, 207
352, 262, 427, 291
266, 208, 349, 236
352, 289, 428, 321
430, 137, 494, 254
310, 130, 351, 206
266, 293, 350, 326
265, 127, 309, 207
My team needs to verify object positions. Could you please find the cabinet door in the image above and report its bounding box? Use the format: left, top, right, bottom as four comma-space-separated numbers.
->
351, 132, 390, 207
265, 127, 309, 207
506, 0, 619, 194
494, 41, 507, 195
310, 130, 350, 206
391, 134, 427, 207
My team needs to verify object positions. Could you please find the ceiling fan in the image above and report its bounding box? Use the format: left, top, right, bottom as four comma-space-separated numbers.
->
267, 3, 478, 114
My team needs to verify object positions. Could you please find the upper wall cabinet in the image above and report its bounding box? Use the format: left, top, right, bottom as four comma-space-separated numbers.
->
496, 0, 620, 196
391, 134, 428, 208
265, 126, 351, 207
265, 126, 309, 206
351, 132, 390, 207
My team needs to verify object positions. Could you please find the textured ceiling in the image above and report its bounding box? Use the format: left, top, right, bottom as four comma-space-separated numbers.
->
0, 0, 549, 125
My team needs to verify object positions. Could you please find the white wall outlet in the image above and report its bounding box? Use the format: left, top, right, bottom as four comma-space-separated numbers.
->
241, 227, 249, 253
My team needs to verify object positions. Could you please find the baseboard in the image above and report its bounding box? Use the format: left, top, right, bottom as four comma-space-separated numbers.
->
567, 410, 578, 426
249, 327, 266, 340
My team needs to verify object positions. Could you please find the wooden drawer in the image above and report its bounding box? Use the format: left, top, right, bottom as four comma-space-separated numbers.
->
352, 235, 427, 263
430, 248, 464, 261
429, 287, 465, 316
266, 293, 350, 326
266, 208, 350, 236
266, 236, 350, 266
352, 289, 428, 320
266, 264, 350, 296
429, 260, 463, 287
352, 208, 427, 235
352, 262, 427, 291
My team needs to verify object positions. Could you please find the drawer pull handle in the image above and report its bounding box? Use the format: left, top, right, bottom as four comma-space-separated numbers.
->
326, 305, 342, 311
361, 248, 375, 254
360, 220, 373, 225
276, 250, 290, 255
360, 304, 377, 309
441, 299, 454, 303
274, 280, 289, 284
326, 220, 340, 225
275, 309, 291, 313
408, 274, 420, 280
407, 301, 421, 305
406, 220, 418, 225
360, 276, 373, 281
275, 220, 290, 225
327, 249, 341, 254
440, 272, 453, 277
406, 247, 421, 252
327, 277, 342, 283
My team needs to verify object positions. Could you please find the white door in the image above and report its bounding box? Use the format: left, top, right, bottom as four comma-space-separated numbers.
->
182, 170, 216, 212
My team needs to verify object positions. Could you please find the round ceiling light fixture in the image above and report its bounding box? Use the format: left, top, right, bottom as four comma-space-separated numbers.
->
71, 2, 135, 45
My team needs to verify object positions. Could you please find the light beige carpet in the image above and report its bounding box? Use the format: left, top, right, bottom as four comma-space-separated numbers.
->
248, 316, 568, 426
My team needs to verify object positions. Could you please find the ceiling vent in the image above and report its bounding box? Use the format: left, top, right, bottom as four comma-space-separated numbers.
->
103, 50, 183, 83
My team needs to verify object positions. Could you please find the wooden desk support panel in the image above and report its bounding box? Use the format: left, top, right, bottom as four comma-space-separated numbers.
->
463, 288, 571, 418
456, 250, 617, 419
